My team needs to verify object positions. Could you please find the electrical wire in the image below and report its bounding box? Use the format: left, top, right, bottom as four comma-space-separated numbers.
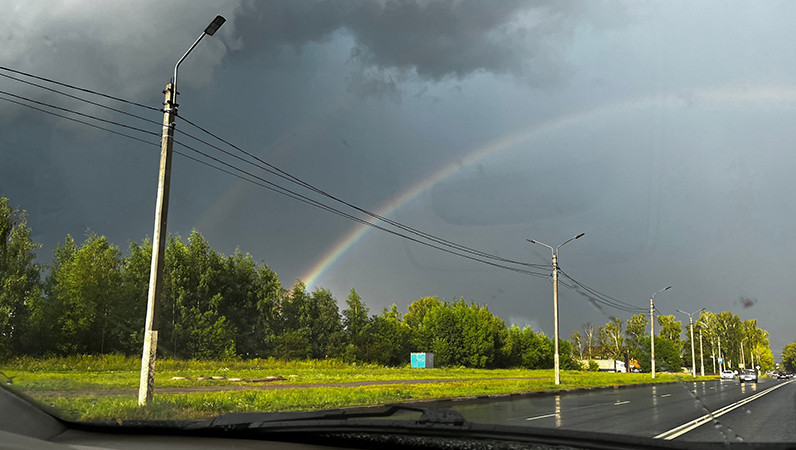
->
0, 64, 549, 272
0, 94, 157, 147
0, 65, 160, 111
177, 113, 550, 270
0, 67, 564, 279
0, 86, 554, 279
557, 269, 647, 313
0, 71, 161, 126
0, 89, 159, 138
172, 137, 554, 279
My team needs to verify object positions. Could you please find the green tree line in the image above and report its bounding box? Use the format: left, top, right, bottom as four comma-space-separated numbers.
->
570, 309, 775, 372
0, 197, 580, 369
0, 197, 773, 372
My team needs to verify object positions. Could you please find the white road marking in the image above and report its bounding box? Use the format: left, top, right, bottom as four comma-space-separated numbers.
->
526, 399, 630, 421
654, 379, 793, 440
661, 393, 671, 398
525, 413, 558, 421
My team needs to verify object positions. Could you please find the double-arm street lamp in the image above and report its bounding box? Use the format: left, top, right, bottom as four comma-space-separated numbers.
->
527, 233, 585, 385
139, 15, 226, 406
677, 308, 705, 377
650, 286, 671, 379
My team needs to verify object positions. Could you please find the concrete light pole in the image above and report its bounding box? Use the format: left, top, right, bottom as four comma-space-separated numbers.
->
698, 323, 705, 376
650, 286, 671, 379
677, 308, 704, 377
527, 233, 585, 385
740, 337, 747, 369
139, 15, 226, 406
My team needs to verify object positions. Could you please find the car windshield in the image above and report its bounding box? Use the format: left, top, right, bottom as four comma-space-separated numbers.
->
1, 1, 795, 447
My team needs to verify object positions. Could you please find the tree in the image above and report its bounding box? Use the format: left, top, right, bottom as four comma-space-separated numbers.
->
657, 315, 682, 347
570, 330, 583, 359
582, 323, 597, 359
782, 342, 796, 372
47, 233, 127, 354
342, 288, 369, 361
308, 287, 344, 359
601, 317, 624, 360
637, 336, 682, 372
625, 313, 648, 364
158, 231, 240, 359
0, 197, 41, 359
367, 305, 412, 366
404, 296, 442, 331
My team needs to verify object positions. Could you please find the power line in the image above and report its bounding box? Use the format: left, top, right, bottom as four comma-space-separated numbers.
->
0, 71, 161, 127
177, 114, 550, 270
0, 64, 548, 271
172, 137, 554, 279
557, 269, 647, 313
0, 65, 160, 111
0, 87, 552, 279
0, 69, 552, 277
0, 89, 159, 138
0, 94, 157, 147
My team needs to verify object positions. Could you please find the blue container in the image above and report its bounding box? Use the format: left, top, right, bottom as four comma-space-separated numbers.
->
410, 352, 434, 368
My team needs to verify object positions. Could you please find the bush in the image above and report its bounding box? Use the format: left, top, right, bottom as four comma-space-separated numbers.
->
588, 360, 600, 372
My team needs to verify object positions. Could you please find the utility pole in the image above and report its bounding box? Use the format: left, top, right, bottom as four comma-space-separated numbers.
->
699, 327, 705, 377
689, 318, 696, 376
552, 251, 560, 384
138, 15, 226, 406
677, 308, 703, 377
528, 233, 584, 386
650, 298, 655, 379
138, 82, 176, 406
649, 286, 671, 379
718, 336, 722, 372
740, 338, 746, 368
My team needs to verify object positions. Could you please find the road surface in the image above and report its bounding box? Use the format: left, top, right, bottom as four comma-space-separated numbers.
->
441, 377, 796, 443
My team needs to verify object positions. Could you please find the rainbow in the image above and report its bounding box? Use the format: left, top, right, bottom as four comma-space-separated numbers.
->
294, 84, 796, 288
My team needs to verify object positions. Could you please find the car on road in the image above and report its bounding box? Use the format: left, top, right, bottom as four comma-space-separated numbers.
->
739, 369, 758, 383
720, 370, 735, 380
777, 371, 789, 380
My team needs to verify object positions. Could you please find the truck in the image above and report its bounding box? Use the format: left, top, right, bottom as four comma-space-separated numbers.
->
588, 359, 627, 372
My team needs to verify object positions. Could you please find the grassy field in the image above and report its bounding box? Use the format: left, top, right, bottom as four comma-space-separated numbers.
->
2, 355, 716, 422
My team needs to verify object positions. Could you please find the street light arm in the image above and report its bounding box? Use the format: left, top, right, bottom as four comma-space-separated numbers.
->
652, 286, 672, 299
527, 239, 554, 254
172, 33, 207, 99
557, 232, 586, 252
172, 15, 226, 103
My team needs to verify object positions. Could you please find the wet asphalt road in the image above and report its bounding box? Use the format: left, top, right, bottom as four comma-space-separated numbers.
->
440, 378, 796, 443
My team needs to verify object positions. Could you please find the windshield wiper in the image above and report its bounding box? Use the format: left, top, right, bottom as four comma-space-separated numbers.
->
184, 403, 467, 431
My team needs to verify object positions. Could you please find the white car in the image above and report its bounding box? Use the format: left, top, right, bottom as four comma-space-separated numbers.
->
720, 370, 735, 380
739, 369, 758, 383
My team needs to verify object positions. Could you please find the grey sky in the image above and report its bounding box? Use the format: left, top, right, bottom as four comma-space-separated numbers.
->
2, 1, 795, 356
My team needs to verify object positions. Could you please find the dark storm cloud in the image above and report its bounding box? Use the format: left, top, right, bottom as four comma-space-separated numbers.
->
0, 0, 245, 117
237, 0, 589, 86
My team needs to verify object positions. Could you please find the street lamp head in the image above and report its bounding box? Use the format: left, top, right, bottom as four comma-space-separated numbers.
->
664, 286, 672, 291
526, 239, 536, 244
575, 233, 585, 239
205, 15, 226, 36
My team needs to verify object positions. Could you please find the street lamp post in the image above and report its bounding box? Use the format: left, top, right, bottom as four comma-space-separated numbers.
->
527, 233, 585, 385
740, 337, 747, 368
677, 308, 704, 377
138, 15, 226, 407
650, 286, 671, 379
697, 321, 705, 376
